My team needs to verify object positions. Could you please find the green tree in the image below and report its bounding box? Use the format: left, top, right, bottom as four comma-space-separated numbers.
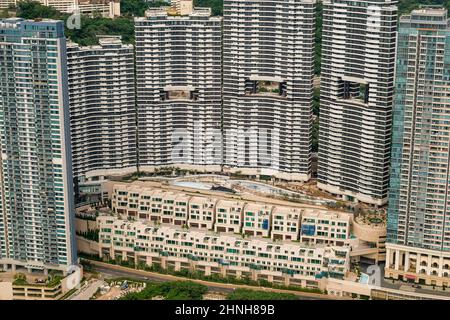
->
120, 281, 208, 300
226, 289, 299, 300
16, 0, 64, 19
313, 87, 320, 116
312, 118, 319, 153
194, 0, 223, 16
121, 0, 169, 17
315, 1, 323, 75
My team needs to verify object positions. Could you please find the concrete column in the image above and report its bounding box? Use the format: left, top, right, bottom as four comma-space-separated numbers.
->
427, 255, 432, 275
404, 251, 410, 272
438, 256, 444, 277
44, 269, 49, 276
385, 248, 391, 269
284, 276, 290, 287
221, 267, 227, 278
204, 266, 211, 276
394, 250, 400, 270
174, 261, 181, 271
416, 253, 421, 274
11, 264, 16, 272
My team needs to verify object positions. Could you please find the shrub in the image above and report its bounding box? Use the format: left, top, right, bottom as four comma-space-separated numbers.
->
227, 289, 299, 300
120, 281, 208, 300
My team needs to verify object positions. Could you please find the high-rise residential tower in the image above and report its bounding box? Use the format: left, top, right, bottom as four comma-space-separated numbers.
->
318, 0, 398, 205
385, 7, 450, 287
135, 1, 222, 173
0, 18, 77, 273
67, 36, 137, 192
222, 0, 316, 181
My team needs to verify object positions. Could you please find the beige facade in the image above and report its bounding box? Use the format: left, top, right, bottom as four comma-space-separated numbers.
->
108, 183, 384, 261
385, 243, 450, 287
171, 0, 193, 15
0, 269, 83, 300
271, 207, 303, 241
76, 0, 120, 18
75, 217, 98, 234
98, 216, 350, 289
76, 236, 100, 256
12, 283, 64, 300
113, 184, 190, 226
188, 196, 216, 230
326, 277, 450, 300
242, 203, 273, 237
351, 215, 386, 263
214, 200, 245, 234
300, 210, 351, 246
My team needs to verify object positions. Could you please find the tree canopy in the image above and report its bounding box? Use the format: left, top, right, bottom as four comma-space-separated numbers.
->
121, 0, 169, 17
226, 288, 300, 300
120, 281, 208, 300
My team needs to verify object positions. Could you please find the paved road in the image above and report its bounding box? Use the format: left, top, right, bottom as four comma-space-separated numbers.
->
86, 261, 333, 300
94, 265, 235, 295
361, 262, 450, 298
71, 279, 105, 300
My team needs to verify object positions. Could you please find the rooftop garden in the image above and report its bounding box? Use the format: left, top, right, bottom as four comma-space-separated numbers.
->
12, 272, 63, 288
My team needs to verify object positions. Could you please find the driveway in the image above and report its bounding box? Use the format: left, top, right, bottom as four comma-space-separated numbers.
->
70, 279, 105, 300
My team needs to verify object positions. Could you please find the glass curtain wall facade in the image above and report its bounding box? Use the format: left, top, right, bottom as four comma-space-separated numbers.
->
387, 8, 450, 250
0, 18, 77, 272
385, 8, 450, 286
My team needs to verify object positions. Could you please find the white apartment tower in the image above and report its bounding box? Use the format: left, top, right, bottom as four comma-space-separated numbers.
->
317, 0, 398, 206
0, 19, 77, 273
222, 0, 316, 181
135, 1, 223, 173
67, 36, 137, 187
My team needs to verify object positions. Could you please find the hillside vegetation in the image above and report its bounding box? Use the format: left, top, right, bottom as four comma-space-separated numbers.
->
5, 0, 449, 65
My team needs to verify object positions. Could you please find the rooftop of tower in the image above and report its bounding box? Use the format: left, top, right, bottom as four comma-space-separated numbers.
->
0, 18, 65, 38
400, 6, 450, 30
98, 35, 123, 45
0, 17, 63, 27
138, 0, 212, 18
411, 6, 447, 16
142, 6, 212, 18
67, 35, 133, 50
